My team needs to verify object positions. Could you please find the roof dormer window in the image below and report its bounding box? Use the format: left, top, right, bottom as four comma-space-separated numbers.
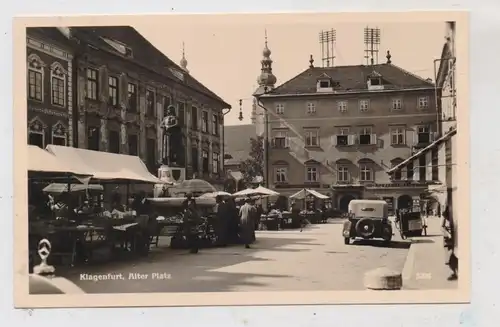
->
316, 73, 334, 93
369, 77, 381, 86
367, 70, 384, 91
101, 37, 133, 58
319, 80, 331, 88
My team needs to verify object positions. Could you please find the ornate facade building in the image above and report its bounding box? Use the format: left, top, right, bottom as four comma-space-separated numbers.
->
26, 28, 74, 148
27, 27, 230, 182
253, 37, 439, 213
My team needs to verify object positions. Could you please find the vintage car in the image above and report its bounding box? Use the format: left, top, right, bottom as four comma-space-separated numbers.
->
29, 239, 85, 294
342, 199, 393, 244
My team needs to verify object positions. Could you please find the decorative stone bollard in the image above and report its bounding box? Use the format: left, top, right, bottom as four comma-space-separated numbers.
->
364, 267, 402, 290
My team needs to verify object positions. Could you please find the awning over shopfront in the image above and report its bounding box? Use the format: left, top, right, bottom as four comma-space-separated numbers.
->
28, 145, 91, 179
388, 127, 457, 174
45, 145, 164, 184
289, 188, 330, 200
42, 183, 104, 194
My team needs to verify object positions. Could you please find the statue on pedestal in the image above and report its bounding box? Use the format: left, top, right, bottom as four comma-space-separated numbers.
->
160, 105, 183, 166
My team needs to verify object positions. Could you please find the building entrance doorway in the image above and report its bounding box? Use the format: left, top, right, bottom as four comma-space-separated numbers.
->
339, 194, 356, 213
397, 194, 413, 210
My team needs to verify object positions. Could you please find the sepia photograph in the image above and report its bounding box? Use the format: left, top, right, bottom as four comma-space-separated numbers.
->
13, 12, 469, 307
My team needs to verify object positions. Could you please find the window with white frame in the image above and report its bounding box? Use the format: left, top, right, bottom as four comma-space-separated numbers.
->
417, 125, 431, 144
211, 114, 219, 136
128, 83, 137, 112
146, 89, 155, 117
359, 99, 369, 112
202, 150, 209, 173
335, 127, 351, 146
275, 103, 285, 115
392, 98, 403, 110
51, 122, 67, 146
306, 102, 316, 114
305, 129, 319, 147
391, 161, 403, 181
418, 96, 429, 109
337, 100, 348, 113
272, 130, 289, 148
27, 54, 45, 102
108, 76, 118, 106
360, 165, 373, 181
50, 62, 66, 107
390, 126, 406, 145
274, 167, 287, 183
358, 126, 373, 145
86, 68, 98, 100
337, 166, 349, 182
202, 111, 209, 133
212, 152, 220, 174
28, 117, 45, 148
305, 166, 318, 182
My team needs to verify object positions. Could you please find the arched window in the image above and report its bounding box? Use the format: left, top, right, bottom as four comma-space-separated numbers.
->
390, 158, 405, 181
27, 54, 45, 102
50, 62, 67, 107
51, 121, 67, 146
28, 116, 46, 148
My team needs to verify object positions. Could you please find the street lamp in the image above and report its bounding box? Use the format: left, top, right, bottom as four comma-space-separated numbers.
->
238, 99, 243, 121
253, 86, 271, 188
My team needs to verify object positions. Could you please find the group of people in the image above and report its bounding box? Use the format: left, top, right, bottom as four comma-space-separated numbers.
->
180, 194, 262, 254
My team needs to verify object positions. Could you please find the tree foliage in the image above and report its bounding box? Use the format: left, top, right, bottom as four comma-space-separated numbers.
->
240, 136, 264, 185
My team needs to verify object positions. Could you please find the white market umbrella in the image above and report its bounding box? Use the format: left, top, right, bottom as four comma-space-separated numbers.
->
233, 186, 279, 198
198, 191, 232, 198
289, 188, 329, 200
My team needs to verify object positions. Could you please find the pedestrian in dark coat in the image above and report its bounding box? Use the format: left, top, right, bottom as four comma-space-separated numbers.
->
239, 198, 256, 248
184, 197, 201, 254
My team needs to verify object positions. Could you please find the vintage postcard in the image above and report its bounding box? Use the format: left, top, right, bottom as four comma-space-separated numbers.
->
13, 11, 469, 308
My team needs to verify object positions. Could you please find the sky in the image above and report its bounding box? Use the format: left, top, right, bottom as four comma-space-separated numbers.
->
133, 14, 446, 126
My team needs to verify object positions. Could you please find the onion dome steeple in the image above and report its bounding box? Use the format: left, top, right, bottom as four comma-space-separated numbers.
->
256, 29, 277, 91
180, 42, 189, 73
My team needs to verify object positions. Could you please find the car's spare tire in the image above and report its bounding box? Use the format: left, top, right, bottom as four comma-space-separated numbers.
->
355, 218, 375, 238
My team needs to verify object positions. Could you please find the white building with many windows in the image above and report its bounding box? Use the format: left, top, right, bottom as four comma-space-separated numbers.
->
253, 37, 439, 213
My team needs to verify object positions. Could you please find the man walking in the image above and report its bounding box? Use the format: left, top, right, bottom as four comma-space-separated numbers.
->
239, 197, 256, 249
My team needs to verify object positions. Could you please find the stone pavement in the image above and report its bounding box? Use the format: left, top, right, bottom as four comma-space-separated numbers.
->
60, 220, 411, 293
402, 216, 459, 290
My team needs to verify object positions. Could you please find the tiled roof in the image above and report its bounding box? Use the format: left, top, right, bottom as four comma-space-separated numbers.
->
224, 124, 256, 162
68, 26, 230, 108
269, 64, 434, 95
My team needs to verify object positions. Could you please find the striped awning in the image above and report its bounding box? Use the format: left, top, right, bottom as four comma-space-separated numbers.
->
388, 127, 457, 174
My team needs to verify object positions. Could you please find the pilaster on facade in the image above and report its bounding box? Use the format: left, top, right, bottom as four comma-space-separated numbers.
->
67, 60, 73, 146
99, 118, 108, 152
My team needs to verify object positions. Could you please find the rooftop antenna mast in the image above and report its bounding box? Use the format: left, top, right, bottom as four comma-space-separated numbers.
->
319, 29, 336, 67
364, 27, 381, 65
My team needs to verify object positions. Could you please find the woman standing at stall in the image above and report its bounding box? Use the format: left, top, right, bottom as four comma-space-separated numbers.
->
239, 198, 256, 249
183, 195, 201, 254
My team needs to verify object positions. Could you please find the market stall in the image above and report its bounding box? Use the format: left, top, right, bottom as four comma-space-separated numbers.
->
29, 145, 167, 269
147, 196, 218, 249
289, 189, 330, 224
